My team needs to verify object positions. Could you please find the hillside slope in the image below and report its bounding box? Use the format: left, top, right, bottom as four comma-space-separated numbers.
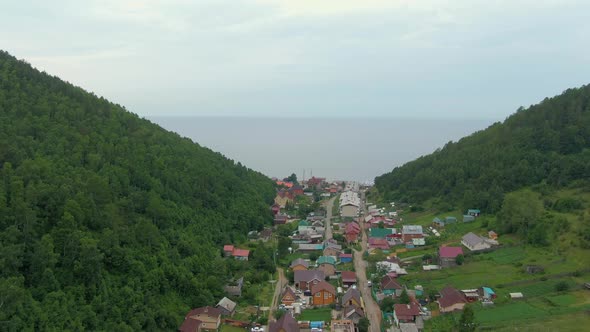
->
0, 50, 275, 330
375, 85, 590, 212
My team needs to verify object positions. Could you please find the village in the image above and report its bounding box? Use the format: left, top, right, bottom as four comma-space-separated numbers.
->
178, 176, 573, 332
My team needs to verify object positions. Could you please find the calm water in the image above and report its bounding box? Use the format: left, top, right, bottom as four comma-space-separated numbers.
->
150, 117, 496, 182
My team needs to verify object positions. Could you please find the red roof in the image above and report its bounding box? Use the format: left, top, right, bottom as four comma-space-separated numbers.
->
341, 271, 357, 283
345, 222, 361, 234
276, 181, 294, 188
381, 275, 402, 290
179, 317, 202, 332
394, 303, 420, 321
223, 245, 234, 252
368, 238, 389, 250
340, 253, 353, 259
439, 246, 463, 258
232, 249, 250, 257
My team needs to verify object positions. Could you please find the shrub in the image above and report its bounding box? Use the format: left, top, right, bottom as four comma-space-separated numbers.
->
555, 281, 570, 292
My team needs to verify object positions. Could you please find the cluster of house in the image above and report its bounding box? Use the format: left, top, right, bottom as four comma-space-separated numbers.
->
366, 223, 426, 251
432, 209, 481, 227
292, 219, 326, 245
268, 313, 357, 332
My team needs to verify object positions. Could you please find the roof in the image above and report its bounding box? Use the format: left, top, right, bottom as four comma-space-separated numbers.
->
223, 245, 234, 252
345, 222, 361, 233
282, 286, 297, 300
298, 244, 323, 251
342, 287, 361, 304
402, 225, 423, 235
294, 269, 325, 283
394, 303, 420, 319
439, 246, 463, 258
343, 305, 364, 319
187, 306, 222, 319
290, 258, 309, 268
380, 275, 402, 290
232, 248, 250, 257
368, 238, 389, 249
317, 256, 336, 266
482, 287, 495, 295
462, 232, 485, 247
216, 297, 237, 312
438, 286, 467, 308
468, 209, 481, 214
341, 271, 357, 283
269, 312, 299, 332
369, 228, 394, 238
179, 317, 202, 332
299, 220, 309, 226
311, 280, 336, 295
340, 253, 353, 259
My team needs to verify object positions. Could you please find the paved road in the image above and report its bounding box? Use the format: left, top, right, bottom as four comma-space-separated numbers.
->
268, 268, 286, 321
323, 196, 337, 240
354, 190, 382, 332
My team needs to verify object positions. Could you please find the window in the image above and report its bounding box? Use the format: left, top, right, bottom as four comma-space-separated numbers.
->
324, 292, 329, 299
316, 292, 321, 297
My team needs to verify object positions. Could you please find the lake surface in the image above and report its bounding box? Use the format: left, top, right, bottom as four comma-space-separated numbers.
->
150, 117, 496, 182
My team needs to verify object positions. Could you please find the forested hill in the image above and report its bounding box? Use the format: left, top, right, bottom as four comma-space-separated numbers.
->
375, 85, 590, 212
0, 50, 275, 330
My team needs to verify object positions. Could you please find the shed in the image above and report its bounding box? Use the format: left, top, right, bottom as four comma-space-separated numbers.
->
462, 215, 475, 223
510, 292, 524, 299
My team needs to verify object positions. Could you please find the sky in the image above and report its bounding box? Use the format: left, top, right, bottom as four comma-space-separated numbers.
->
1, 0, 589, 119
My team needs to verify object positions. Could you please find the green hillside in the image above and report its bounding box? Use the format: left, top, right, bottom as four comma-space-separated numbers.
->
0, 50, 275, 330
375, 85, 590, 213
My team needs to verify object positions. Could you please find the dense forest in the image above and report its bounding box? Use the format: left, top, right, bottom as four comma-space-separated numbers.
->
0, 50, 276, 330
375, 85, 590, 213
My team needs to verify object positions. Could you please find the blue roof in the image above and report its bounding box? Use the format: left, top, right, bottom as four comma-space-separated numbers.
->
482, 287, 495, 295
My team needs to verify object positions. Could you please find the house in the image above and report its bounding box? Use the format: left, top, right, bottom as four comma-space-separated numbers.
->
223, 245, 234, 257
216, 297, 237, 316
274, 214, 288, 225
297, 243, 323, 252
275, 190, 294, 208
232, 248, 250, 261
294, 270, 325, 291
433, 217, 444, 227
289, 185, 304, 196
412, 237, 425, 246
393, 303, 421, 326
368, 238, 389, 250
342, 287, 362, 307
445, 216, 457, 224
281, 286, 298, 305
180, 307, 221, 332
342, 305, 364, 323
269, 311, 299, 332
401, 225, 423, 242
488, 231, 498, 240
369, 228, 395, 238
376, 261, 408, 275
461, 289, 480, 302
439, 246, 464, 268
316, 255, 336, 276
467, 209, 481, 217
298, 220, 311, 232
341, 271, 357, 287
290, 258, 309, 271
340, 253, 353, 263
260, 228, 273, 242
380, 275, 403, 296
331, 320, 355, 332
311, 280, 336, 305
345, 222, 361, 243
461, 232, 491, 251
306, 176, 326, 189
276, 180, 294, 188
224, 277, 244, 297
271, 203, 281, 215
323, 241, 342, 257
480, 286, 496, 300
438, 286, 468, 313
340, 203, 359, 218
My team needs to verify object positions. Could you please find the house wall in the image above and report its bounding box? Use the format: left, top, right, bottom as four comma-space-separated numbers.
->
341, 205, 358, 218
281, 295, 296, 305
191, 315, 220, 331
298, 279, 320, 291
461, 240, 490, 251
313, 290, 335, 305
440, 257, 457, 268
319, 264, 335, 276
439, 302, 465, 313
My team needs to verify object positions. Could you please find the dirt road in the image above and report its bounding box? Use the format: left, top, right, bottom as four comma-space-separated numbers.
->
268, 268, 286, 321
323, 196, 336, 240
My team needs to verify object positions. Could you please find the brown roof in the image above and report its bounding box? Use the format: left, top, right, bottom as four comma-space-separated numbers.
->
394, 303, 420, 319
270, 312, 299, 332
282, 286, 297, 300
290, 258, 309, 269
187, 306, 222, 319
341, 271, 357, 283
438, 286, 467, 308
311, 280, 336, 295
179, 317, 202, 332
342, 288, 361, 305
343, 305, 364, 319
380, 275, 402, 290
294, 269, 325, 283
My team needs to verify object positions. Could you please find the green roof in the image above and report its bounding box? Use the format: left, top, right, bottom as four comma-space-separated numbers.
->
299, 220, 309, 226
316, 256, 336, 265
369, 228, 394, 238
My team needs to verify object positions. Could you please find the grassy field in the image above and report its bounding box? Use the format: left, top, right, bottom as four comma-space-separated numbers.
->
221, 325, 249, 332
299, 308, 332, 322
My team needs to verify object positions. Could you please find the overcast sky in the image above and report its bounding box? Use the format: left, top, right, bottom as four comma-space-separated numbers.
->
2, 0, 589, 119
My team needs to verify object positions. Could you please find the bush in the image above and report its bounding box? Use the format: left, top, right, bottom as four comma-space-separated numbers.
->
555, 281, 570, 292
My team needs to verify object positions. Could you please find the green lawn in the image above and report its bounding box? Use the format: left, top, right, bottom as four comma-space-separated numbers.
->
298, 308, 332, 322
221, 325, 248, 332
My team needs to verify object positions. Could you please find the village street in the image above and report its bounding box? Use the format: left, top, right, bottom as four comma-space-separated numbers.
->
354, 226, 382, 332
269, 268, 286, 321
323, 196, 336, 240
